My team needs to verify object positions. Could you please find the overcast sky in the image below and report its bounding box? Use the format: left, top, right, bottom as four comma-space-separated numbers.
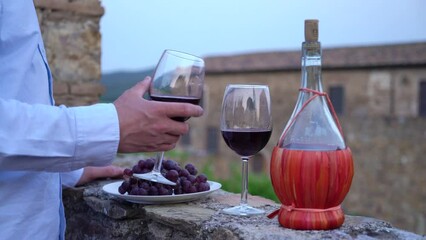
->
100, 0, 426, 73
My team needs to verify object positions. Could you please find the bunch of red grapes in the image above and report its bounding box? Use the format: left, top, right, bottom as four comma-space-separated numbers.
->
118, 158, 210, 196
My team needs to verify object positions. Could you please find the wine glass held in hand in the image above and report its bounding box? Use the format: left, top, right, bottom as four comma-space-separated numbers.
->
133, 49, 205, 185
220, 84, 272, 216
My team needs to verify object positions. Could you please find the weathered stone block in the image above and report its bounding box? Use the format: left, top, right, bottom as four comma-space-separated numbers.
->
53, 81, 69, 95
35, 0, 103, 107
70, 82, 104, 96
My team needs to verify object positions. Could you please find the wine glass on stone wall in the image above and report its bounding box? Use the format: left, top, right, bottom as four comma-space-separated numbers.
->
133, 49, 205, 185
220, 84, 272, 216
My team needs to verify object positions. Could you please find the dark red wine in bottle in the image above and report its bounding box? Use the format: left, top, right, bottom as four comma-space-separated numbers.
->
150, 95, 201, 122
221, 129, 272, 157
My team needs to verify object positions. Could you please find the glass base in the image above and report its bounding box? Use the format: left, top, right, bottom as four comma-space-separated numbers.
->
133, 172, 176, 186
222, 204, 265, 216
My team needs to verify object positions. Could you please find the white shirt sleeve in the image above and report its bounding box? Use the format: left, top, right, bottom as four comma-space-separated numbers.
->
61, 168, 84, 188
0, 99, 120, 172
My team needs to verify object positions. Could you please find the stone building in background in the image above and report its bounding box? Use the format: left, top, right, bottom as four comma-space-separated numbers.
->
186, 42, 426, 235
35, 0, 104, 106
34, 0, 425, 235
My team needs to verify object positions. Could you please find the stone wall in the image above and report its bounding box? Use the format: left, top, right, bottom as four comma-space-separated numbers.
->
343, 116, 426, 235
63, 180, 423, 239
35, 0, 105, 106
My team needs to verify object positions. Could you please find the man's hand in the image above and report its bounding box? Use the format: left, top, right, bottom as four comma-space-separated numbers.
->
113, 77, 204, 153
76, 166, 124, 186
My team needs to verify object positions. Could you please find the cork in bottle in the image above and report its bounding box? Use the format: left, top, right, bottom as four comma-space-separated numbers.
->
304, 19, 319, 42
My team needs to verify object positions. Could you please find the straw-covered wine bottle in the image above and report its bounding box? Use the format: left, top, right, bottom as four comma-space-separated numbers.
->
268, 19, 354, 230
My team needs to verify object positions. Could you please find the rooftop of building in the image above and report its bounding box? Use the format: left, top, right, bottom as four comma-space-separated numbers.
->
205, 41, 426, 73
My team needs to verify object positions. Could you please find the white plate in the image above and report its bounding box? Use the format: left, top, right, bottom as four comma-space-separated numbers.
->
102, 180, 221, 204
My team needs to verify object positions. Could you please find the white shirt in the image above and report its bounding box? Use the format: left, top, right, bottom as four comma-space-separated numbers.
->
0, 1, 120, 239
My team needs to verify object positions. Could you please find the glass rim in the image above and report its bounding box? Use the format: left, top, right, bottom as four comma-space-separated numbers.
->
163, 49, 204, 63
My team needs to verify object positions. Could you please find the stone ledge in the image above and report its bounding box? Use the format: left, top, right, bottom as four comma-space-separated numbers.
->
63, 180, 424, 239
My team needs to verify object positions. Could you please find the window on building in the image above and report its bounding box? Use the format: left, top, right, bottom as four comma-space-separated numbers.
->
329, 86, 345, 115
206, 127, 218, 154
419, 81, 426, 117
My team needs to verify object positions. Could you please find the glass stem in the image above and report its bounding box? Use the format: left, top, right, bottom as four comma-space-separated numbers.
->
240, 157, 249, 205
153, 152, 165, 173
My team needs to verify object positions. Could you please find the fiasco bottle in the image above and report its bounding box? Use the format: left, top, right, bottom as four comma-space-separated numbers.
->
269, 19, 354, 230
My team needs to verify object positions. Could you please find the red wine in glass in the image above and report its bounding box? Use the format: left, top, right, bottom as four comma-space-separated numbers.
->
220, 84, 272, 216
221, 129, 272, 157
150, 95, 201, 122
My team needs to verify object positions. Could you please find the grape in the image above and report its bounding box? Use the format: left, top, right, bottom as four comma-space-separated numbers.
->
179, 169, 190, 178
121, 180, 130, 188
148, 186, 158, 195
123, 168, 133, 177
165, 170, 179, 182
182, 186, 190, 193
137, 159, 145, 169
144, 158, 155, 170
196, 174, 208, 183
163, 159, 175, 170
185, 163, 198, 175
132, 165, 142, 174
174, 187, 182, 195
181, 180, 191, 190
138, 188, 148, 195
158, 186, 171, 195
170, 160, 179, 170
131, 183, 139, 191
186, 185, 197, 194
129, 177, 138, 185
118, 186, 126, 194
140, 181, 150, 190
197, 182, 210, 192
129, 187, 139, 195
187, 175, 196, 184
141, 168, 151, 174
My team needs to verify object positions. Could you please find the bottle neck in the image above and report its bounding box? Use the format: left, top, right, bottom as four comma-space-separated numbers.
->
300, 41, 323, 92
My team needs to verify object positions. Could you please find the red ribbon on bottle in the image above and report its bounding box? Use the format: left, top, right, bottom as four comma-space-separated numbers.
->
267, 204, 342, 219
